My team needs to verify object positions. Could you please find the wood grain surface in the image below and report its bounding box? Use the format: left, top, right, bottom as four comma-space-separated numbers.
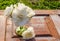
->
0, 10, 60, 41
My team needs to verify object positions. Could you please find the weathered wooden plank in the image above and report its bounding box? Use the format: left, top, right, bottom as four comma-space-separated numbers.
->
1, 10, 60, 15
50, 15, 60, 35
6, 18, 13, 41
50, 15, 60, 39
34, 10, 57, 15
0, 16, 7, 41
35, 37, 59, 41
45, 16, 60, 39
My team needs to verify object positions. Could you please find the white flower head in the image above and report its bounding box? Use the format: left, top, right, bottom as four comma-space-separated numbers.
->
4, 4, 13, 17
12, 7, 30, 26
22, 27, 35, 39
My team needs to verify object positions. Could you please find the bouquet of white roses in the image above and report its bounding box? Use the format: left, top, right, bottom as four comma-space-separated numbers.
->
4, 3, 35, 39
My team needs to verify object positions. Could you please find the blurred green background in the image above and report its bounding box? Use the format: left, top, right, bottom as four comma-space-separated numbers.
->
0, 0, 60, 10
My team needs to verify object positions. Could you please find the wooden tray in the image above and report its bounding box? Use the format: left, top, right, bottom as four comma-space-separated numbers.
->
0, 10, 60, 41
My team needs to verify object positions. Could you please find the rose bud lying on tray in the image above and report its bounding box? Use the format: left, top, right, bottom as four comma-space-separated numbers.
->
16, 26, 35, 39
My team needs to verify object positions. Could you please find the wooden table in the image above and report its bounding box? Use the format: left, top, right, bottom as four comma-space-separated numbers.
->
0, 10, 60, 41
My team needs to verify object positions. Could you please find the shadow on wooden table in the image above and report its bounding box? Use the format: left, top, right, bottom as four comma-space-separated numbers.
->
12, 35, 36, 41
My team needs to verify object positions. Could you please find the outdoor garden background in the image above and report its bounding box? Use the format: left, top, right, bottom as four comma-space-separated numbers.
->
0, 0, 60, 10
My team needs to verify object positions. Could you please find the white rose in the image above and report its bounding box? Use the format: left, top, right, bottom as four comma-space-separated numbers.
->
22, 27, 35, 39
4, 4, 13, 17
12, 3, 31, 26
